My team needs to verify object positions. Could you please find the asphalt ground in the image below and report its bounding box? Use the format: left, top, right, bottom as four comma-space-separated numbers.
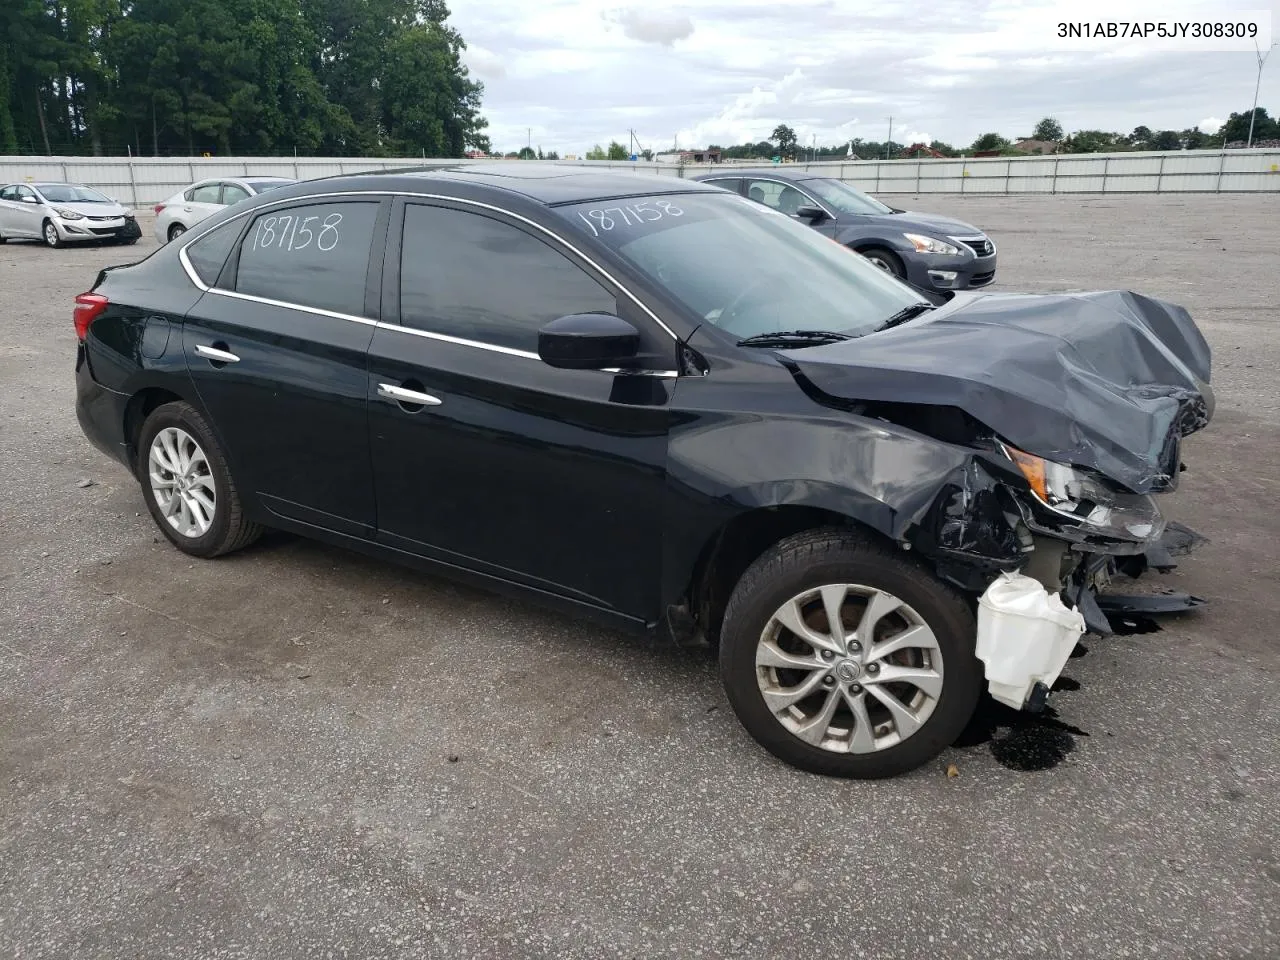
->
1, 194, 1277, 959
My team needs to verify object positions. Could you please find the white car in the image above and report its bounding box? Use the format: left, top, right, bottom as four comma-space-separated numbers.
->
153, 176, 296, 244
0, 181, 140, 247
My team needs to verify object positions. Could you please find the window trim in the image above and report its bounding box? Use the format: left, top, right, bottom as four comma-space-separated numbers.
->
177, 189, 682, 354
743, 177, 833, 218
388, 196, 651, 359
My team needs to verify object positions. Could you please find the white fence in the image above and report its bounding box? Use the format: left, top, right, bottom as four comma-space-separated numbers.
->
2, 149, 1278, 207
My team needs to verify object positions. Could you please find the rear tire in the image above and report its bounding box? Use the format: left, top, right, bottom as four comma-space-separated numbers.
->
719, 527, 981, 779
859, 247, 904, 278
167, 223, 187, 242
136, 401, 263, 558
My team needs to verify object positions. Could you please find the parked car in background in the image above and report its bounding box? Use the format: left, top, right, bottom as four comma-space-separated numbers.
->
154, 177, 296, 244
693, 169, 996, 292
0, 181, 139, 248
74, 165, 1210, 779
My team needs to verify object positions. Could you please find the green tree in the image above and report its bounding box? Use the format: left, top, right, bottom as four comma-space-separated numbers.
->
606, 140, 628, 160
1031, 117, 1063, 141
1127, 125, 1152, 148
585, 143, 607, 159
1151, 129, 1181, 150
1062, 129, 1124, 153
543, 149, 559, 160
517, 145, 535, 159
1217, 108, 1278, 144
971, 132, 1010, 151
770, 123, 797, 158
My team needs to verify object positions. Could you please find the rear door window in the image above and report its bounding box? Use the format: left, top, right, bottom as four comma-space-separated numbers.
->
190, 183, 222, 204
234, 200, 380, 316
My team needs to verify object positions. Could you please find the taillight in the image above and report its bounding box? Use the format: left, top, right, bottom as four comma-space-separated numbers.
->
154, 203, 166, 215
74, 293, 109, 341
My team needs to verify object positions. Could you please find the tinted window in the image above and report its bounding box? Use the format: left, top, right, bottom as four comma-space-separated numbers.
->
701, 178, 742, 194
190, 183, 222, 204
399, 204, 616, 352
0, 186, 15, 201
746, 179, 818, 215
235, 201, 379, 316
16, 186, 36, 202
184, 225, 239, 287
222, 183, 250, 205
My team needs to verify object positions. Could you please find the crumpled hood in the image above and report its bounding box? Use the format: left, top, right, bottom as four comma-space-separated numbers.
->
782, 290, 1213, 494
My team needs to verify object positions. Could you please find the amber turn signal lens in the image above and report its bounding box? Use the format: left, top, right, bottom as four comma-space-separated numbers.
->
1004, 444, 1048, 502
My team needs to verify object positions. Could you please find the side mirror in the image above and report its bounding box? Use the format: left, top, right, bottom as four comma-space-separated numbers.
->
20, 196, 37, 204
794, 204, 828, 222
538, 313, 640, 370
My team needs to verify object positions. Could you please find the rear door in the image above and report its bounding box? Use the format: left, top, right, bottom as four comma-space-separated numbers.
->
182, 182, 225, 226
221, 182, 251, 207
365, 198, 675, 623
0, 186, 18, 234
180, 196, 390, 536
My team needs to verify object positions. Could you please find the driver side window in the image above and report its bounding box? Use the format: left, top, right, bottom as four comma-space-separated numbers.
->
746, 180, 815, 216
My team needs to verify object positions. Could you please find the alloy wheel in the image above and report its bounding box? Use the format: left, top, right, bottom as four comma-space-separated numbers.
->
755, 583, 944, 753
148, 426, 216, 538
44, 222, 59, 246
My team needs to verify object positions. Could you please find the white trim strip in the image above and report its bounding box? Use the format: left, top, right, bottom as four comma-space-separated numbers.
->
176, 187, 680, 342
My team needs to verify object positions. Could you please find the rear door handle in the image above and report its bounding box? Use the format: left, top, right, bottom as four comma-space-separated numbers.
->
194, 344, 241, 363
378, 383, 442, 406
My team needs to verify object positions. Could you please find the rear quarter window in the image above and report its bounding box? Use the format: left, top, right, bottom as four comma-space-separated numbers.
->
234, 200, 380, 316
183, 226, 239, 287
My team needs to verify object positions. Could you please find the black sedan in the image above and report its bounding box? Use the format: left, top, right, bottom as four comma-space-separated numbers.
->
74, 165, 1211, 779
693, 168, 996, 292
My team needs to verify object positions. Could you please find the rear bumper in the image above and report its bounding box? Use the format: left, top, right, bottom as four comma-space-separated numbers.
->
75, 344, 132, 470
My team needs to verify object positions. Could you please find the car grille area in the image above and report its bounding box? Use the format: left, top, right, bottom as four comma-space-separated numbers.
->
955, 236, 994, 257
970, 270, 996, 287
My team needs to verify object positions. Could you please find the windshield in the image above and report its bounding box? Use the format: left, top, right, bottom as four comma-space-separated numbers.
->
245, 179, 294, 193
554, 193, 920, 340
804, 179, 894, 216
36, 184, 112, 203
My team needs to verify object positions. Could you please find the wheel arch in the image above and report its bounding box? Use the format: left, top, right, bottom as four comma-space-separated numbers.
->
680, 488, 904, 643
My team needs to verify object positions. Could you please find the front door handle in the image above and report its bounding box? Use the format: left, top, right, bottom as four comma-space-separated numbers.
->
377, 383, 442, 406
194, 344, 241, 363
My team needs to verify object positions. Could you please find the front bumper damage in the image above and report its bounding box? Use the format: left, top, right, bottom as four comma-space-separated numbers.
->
910, 454, 1208, 711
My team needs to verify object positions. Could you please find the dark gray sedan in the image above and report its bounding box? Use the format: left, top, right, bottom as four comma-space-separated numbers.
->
693, 169, 996, 292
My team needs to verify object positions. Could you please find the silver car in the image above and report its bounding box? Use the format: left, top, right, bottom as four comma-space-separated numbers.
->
153, 176, 295, 244
0, 181, 140, 248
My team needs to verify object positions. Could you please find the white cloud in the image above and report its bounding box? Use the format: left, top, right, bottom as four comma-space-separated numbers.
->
602, 7, 695, 46
1200, 116, 1223, 133
445, 0, 1273, 154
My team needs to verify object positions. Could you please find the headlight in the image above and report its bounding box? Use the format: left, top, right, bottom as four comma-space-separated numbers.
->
1000, 441, 1164, 541
903, 233, 962, 256
52, 206, 84, 220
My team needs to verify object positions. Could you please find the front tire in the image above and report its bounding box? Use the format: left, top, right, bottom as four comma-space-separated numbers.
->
137, 401, 263, 558
859, 247, 904, 278
43, 220, 64, 248
719, 527, 981, 779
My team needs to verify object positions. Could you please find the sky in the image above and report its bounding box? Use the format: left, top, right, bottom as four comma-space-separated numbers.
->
446, 0, 1280, 155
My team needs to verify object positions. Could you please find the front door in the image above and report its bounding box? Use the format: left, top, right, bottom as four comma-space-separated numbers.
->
181, 196, 390, 536
366, 199, 675, 624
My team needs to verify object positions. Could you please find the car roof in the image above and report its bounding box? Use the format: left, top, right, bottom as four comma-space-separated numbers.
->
694, 168, 826, 183
325, 162, 723, 205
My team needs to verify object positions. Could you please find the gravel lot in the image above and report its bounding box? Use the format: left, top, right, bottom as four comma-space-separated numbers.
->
2, 194, 1277, 959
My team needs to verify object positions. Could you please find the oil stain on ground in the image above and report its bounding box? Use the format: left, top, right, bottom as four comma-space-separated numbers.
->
955, 642, 1090, 771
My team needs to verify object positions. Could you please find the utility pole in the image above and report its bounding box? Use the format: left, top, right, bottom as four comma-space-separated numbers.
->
885, 116, 893, 159
1246, 41, 1278, 148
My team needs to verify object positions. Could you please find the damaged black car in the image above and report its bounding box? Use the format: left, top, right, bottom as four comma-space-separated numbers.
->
73, 166, 1211, 779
